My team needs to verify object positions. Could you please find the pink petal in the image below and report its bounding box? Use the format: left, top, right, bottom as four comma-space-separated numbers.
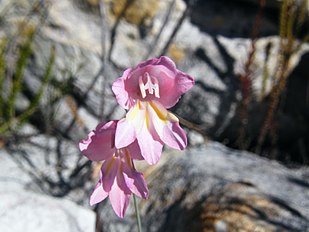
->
79, 121, 116, 161
137, 121, 163, 165
156, 56, 194, 108
147, 101, 168, 137
109, 175, 131, 218
119, 68, 143, 103
79, 131, 95, 153
89, 180, 108, 206
122, 166, 149, 199
112, 73, 131, 109
115, 103, 146, 149
147, 101, 187, 150
154, 56, 177, 75
123, 62, 174, 104
115, 118, 136, 149
134, 56, 194, 108
112, 56, 194, 110
158, 71, 194, 109
127, 140, 144, 160
162, 121, 187, 150
136, 56, 162, 69
130, 172, 149, 199
136, 56, 175, 71
126, 102, 146, 133
101, 158, 119, 192
116, 165, 132, 194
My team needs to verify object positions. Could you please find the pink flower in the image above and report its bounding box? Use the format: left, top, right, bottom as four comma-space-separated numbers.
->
112, 56, 194, 164
112, 56, 194, 109
79, 120, 148, 218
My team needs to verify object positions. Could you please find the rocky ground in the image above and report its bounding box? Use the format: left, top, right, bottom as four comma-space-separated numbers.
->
90, 142, 309, 232
0, 143, 96, 232
1, 140, 308, 231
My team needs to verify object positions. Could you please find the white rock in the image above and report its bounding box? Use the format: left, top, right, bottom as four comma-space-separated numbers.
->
0, 190, 95, 232
0, 148, 96, 232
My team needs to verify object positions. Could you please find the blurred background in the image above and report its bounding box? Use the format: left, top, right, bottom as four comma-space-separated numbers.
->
0, 0, 308, 231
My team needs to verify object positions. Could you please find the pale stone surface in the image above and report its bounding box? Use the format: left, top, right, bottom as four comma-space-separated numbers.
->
0, 1, 309, 231
95, 142, 309, 231
0, 147, 96, 232
0, 148, 32, 192
0, 190, 95, 232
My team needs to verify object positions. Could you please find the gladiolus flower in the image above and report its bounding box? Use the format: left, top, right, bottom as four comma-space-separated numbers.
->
112, 56, 194, 164
79, 120, 148, 218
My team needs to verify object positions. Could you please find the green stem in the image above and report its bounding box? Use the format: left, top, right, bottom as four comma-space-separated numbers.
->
0, 38, 6, 121
17, 46, 55, 127
7, 35, 33, 120
133, 194, 142, 232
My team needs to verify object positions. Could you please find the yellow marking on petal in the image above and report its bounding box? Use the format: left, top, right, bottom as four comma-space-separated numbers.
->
105, 156, 116, 174
125, 101, 179, 137
127, 101, 140, 121
149, 101, 179, 123
167, 112, 179, 122
149, 101, 168, 122
144, 108, 150, 129
123, 148, 134, 169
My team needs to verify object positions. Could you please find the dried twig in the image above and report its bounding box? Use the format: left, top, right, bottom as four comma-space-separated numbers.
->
145, 0, 176, 59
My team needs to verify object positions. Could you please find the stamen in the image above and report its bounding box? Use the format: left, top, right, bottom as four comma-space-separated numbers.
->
139, 72, 160, 98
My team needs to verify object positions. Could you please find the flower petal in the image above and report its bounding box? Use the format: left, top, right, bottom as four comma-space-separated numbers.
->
162, 121, 187, 150
158, 70, 194, 109
127, 101, 146, 133
147, 101, 186, 150
112, 56, 194, 110
147, 101, 169, 137
101, 158, 119, 192
115, 118, 136, 149
156, 56, 177, 72
89, 180, 108, 206
109, 175, 131, 218
137, 56, 194, 108
115, 102, 147, 149
126, 140, 144, 160
122, 166, 149, 199
137, 119, 163, 165
136, 56, 162, 69
112, 70, 132, 109
79, 121, 116, 161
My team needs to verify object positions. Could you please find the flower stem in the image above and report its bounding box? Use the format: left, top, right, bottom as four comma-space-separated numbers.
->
133, 194, 142, 232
